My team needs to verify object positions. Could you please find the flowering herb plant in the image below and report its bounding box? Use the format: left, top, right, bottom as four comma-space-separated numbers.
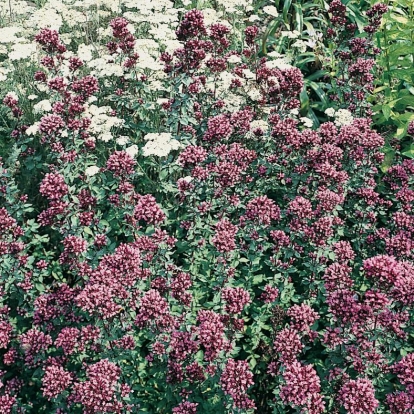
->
0, 1, 413, 413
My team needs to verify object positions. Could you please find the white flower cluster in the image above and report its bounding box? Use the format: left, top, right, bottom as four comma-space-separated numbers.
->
266, 52, 294, 70
325, 108, 336, 117
216, 0, 253, 15
33, 99, 52, 114
8, 42, 37, 61
85, 166, 100, 177
250, 120, 269, 132
26, 122, 41, 136
263, 6, 278, 17
300, 117, 314, 128
116, 136, 130, 146
281, 30, 301, 39
77, 44, 94, 62
85, 105, 125, 142
325, 108, 354, 127
142, 133, 181, 157
88, 55, 125, 78
292, 40, 308, 54
26, 6, 63, 31
125, 144, 139, 158
5, 92, 18, 102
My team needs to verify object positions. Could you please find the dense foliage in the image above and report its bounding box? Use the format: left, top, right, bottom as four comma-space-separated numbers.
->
0, 0, 413, 413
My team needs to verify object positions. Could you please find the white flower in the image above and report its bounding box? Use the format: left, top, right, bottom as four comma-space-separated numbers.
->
182, 176, 193, 183
227, 55, 241, 64
157, 98, 169, 106
8, 43, 36, 60
33, 100, 52, 114
250, 120, 269, 132
0, 67, 10, 82
247, 88, 262, 101
305, 39, 317, 49
125, 144, 139, 158
267, 51, 283, 58
116, 136, 130, 145
142, 133, 181, 157
334, 109, 354, 127
27, 95, 38, 100
290, 108, 299, 116
292, 40, 307, 53
248, 14, 260, 22
266, 58, 293, 70
98, 132, 113, 142
281, 30, 300, 39
37, 84, 49, 92
144, 132, 173, 142
0, 27, 21, 44
77, 44, 94, 62
26, 122, 40, 136
300, 117, 313, 128
242, 69, 255, 80
85, 166, 100, 176
325, 108, 336, 117
223, 93, 245, 112
5, 92, 18, 102
263, 5, 278, 17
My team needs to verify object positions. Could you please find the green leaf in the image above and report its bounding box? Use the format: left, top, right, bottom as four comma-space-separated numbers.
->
299, 87, 309, 115
293, 3, 303, 33
83, 227, 93, 235
382, 105, 391, 120
282, 0, 292, 24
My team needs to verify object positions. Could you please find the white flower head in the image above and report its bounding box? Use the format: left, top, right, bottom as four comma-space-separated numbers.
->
300, 117, 313, 128
5, 92, 18, 102
250, 120, 269, 132
142, 133, 181, 157
292, 40, 307, 53
125, 144, 139, 158
8, 43, 37, 61
116, 136, 130, 145
26, 122, 40, 136
227, 55, 241, 64
247, 88, 262, 101
242, 69, 255, 80
263, 5, 278, 17
281, 30, 300, 39
33, 100, 52, 114
334, 109, 354, 127
85, 166, 100, 176
99, 132, 113, 142
325, 108, 336, 117
248, 14, 260, 22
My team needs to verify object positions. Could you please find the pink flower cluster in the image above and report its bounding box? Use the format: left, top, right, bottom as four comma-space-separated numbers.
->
41, 365, 73, 400
220, 359, 255, 410
133, 194, 166, 225
72, 359, 125, 413
197, 310, 225, 361
222, 287, 251, 314
39, 172, 68, 200
338, 378, 379, 414
245, 195, 281, 226
135, 289, 171, 328
280, 360, 325, 413
212, 218, 238, 253
106, 151, 136, 177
